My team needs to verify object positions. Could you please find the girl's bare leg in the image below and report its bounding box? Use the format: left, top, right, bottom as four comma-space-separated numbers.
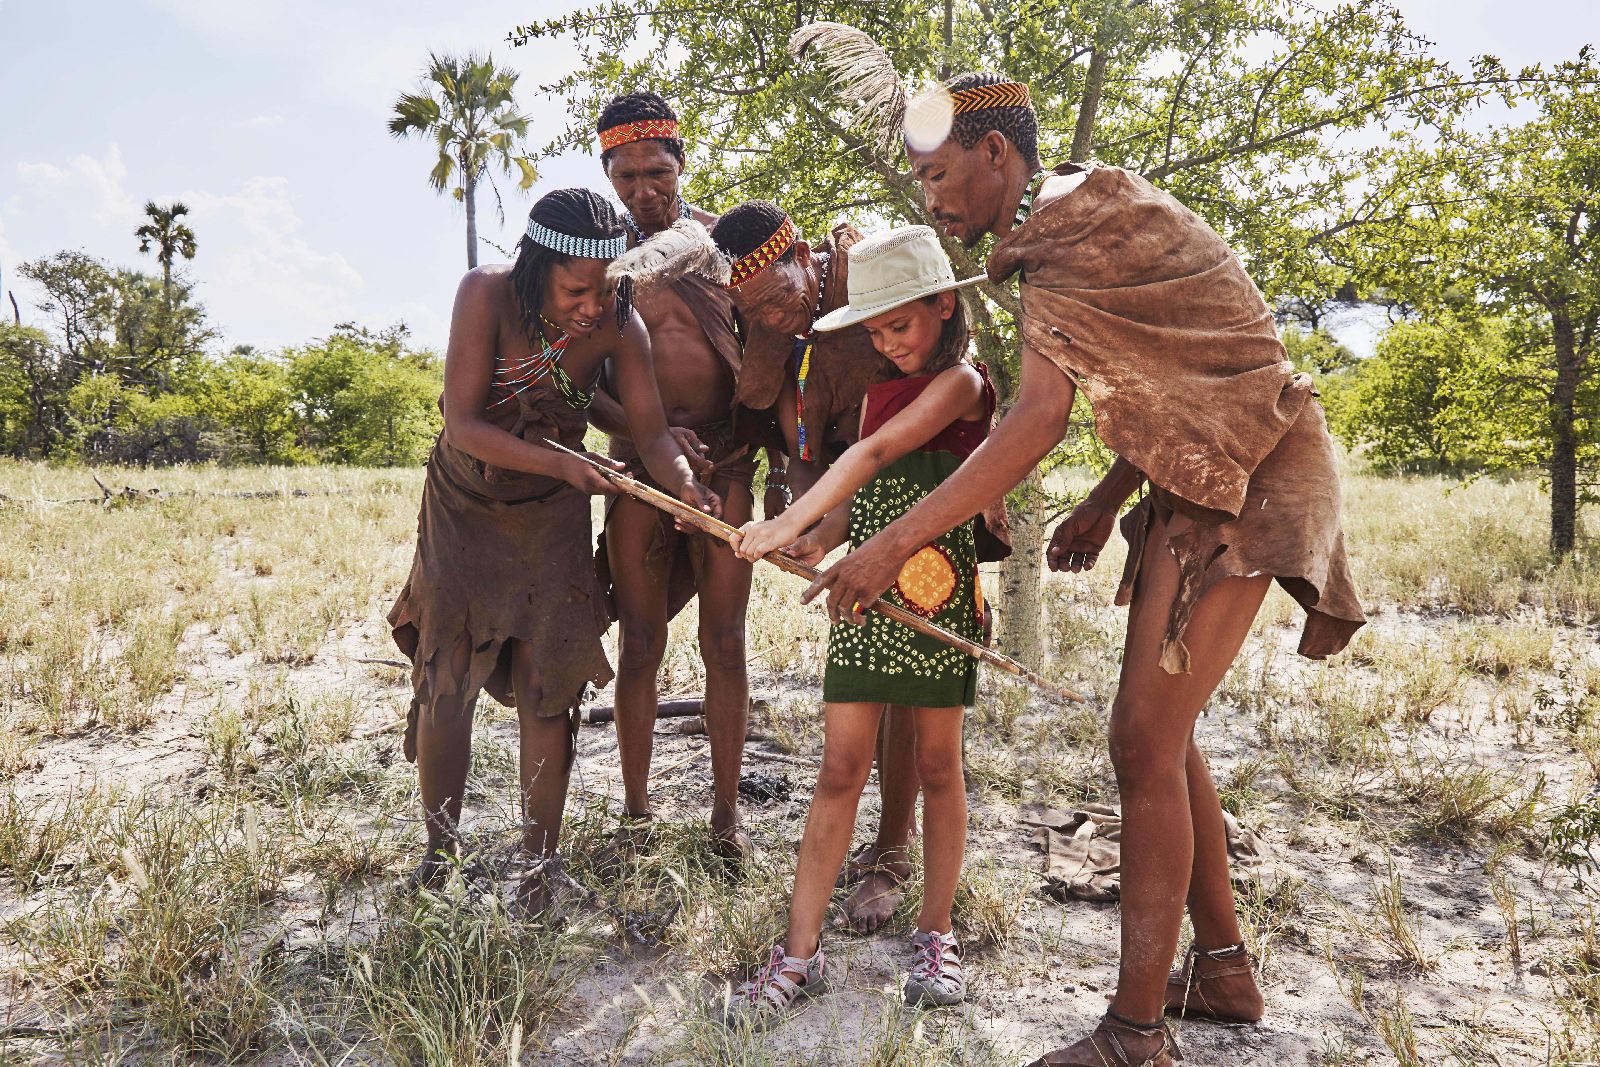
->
782, 702, 885, 959
909, 705, 965, 935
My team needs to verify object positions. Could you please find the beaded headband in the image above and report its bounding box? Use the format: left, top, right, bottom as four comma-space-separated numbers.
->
949, 81, 1032, 115
598, 118, 682, 152
726, 217, 798, 288
525, 217, 626, 259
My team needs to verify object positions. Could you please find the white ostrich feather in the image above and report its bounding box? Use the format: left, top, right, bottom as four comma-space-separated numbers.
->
605, 218, 731, 290
789, 22, 908, 150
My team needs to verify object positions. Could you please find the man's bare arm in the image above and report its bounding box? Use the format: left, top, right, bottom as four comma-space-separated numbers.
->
587, 384, 630, 438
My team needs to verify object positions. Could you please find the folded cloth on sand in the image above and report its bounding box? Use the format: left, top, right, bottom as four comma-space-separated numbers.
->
1023, 803, 1281, 903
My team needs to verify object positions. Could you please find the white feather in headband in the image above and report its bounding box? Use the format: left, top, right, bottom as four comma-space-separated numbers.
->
605, 218, 731, 292
789, 22, 909, 152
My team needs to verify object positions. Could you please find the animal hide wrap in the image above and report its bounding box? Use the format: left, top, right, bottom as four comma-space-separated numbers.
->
988, 162, 1365, 669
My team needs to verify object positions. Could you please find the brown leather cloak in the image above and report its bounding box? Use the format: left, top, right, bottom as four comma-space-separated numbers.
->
987, 163, 1364, 670
388, 385, 612, 758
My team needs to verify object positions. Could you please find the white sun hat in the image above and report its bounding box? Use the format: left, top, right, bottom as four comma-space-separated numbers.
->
813, 224, 987, 333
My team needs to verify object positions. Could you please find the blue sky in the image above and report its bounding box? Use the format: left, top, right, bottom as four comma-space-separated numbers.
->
1, 0, 1595, 354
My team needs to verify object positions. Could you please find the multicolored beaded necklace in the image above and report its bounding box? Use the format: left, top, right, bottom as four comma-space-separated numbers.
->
488, 315, 594, 410
622, 196, 693, 243
1013, 168, 1050, 229
792, 251, 832, 462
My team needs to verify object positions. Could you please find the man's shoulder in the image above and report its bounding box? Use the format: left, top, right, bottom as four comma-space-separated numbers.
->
1032, 165, 1095, 215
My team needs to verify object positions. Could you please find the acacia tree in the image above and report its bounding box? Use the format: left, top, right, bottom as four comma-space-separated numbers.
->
1345, 50, 1600, 553
510, 0, 1535, 664
389, 53, 540, 268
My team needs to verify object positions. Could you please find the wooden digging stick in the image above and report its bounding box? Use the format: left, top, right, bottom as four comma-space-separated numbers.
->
545, 439, 1085, 704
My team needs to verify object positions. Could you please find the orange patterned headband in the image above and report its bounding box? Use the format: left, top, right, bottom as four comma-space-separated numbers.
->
598, 118, 681, 152
949, 81, 1032, 114
727, 217, 798, 288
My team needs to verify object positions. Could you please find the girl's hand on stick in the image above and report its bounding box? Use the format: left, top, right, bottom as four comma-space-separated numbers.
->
730, 516, 799, 561
563, 452, 625, 496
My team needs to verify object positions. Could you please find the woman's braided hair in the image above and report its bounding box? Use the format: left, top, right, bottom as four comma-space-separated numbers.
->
946, 71, 1041, 170
508, 188, 633, 336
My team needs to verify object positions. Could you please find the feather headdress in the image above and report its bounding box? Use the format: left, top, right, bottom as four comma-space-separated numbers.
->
788, 22, 908, 152
788, 22, 959, 153
605, 218, 731, 291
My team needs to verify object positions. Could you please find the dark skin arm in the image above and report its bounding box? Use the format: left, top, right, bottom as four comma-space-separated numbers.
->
586, 374, 713, 475
1047, 456, 1145, 572
442, 271, 615, 493
781, 504, 851, 566
804, 344, 1077, 623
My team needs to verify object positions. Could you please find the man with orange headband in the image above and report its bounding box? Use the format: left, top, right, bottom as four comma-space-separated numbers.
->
586, 92, 764, 866
805, 68, 1364, 1067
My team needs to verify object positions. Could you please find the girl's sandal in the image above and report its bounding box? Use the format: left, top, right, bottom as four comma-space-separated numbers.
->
1024, 1012, 1183, 1067
722, 942, 827, 1031
1165, 942, 1264, 1024
904, 929, 965, 1007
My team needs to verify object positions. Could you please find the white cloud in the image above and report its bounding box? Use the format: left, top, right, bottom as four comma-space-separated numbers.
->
15, 144, 139, 228
181, 176, 365, 347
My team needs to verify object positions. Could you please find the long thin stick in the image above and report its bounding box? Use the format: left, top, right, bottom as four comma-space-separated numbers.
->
547, 439, 1085, 704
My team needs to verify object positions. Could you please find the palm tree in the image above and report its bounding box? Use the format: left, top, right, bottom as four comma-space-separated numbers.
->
389, 53, 538, 269
134, 201, 197, 312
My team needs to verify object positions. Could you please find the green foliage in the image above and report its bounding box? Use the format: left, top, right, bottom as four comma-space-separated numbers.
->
1282, 325, 1356, 376
286, 324, 444, 466
2, 247, 441, 467
133, 200, 198, 311
1347, 50, 1600, 550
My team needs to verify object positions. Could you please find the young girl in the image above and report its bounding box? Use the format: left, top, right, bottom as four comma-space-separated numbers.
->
724, 225, 992, 1023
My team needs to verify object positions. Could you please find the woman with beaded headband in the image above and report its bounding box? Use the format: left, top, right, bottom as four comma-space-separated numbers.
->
797, 45, 1366, 1067
387, 187, 720, 913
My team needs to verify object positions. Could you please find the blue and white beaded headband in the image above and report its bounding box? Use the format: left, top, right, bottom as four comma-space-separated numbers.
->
525, 217, 626, 259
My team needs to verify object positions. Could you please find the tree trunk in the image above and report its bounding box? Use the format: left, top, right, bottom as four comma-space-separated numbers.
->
998, 467, 1048, 668
971, 315, 1048, 669
1549, 307, 1580, 555
1070, 46, 1108, 163
465, 169, 479, 269
940, 0, 953, 79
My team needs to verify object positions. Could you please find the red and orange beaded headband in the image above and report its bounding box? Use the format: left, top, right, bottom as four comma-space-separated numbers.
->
598, 118, 682, 152
948, 81, 1032, 115
726, 216, 798, 288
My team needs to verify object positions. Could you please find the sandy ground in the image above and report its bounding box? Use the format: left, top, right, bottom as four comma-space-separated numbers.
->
2, 478, 1596, 1065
